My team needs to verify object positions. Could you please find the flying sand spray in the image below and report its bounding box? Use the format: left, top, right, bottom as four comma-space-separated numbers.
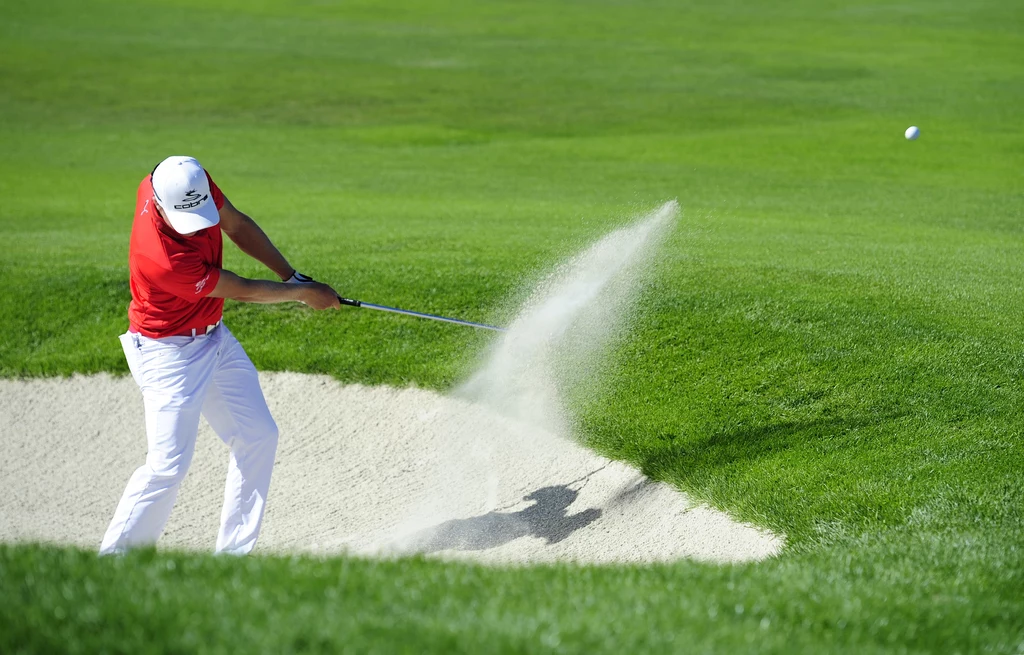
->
460, 200, 679, 432
376, 201, 680, 553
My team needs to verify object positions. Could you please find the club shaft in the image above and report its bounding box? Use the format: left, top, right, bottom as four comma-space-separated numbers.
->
338, 296, 505, 332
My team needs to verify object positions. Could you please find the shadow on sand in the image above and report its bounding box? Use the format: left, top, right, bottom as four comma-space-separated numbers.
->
402, 485, 601, 553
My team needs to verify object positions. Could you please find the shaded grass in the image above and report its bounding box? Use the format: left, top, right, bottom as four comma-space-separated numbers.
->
2, 536, 1023, 655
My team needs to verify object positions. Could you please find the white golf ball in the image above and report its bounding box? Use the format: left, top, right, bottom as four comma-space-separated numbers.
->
905, 126, 920, 140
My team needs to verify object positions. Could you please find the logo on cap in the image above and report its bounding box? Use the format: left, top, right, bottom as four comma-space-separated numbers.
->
174, 189, 209, 210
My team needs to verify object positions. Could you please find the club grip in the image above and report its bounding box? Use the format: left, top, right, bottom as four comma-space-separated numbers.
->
337, 296, 362, 307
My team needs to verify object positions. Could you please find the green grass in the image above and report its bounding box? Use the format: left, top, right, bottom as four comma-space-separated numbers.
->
1, 0, 1023, 652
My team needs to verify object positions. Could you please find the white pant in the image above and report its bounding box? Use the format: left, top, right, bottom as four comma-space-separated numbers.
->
100, 324, 278, 555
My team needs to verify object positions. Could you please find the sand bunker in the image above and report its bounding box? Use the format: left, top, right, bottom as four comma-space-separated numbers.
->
0, 372, 782, 564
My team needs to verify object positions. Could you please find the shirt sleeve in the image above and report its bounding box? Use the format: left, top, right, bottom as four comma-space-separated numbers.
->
145, 251, 221, 301
205, 171, 225, 210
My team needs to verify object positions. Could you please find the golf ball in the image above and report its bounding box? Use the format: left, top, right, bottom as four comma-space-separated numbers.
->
905, 126, 920, 140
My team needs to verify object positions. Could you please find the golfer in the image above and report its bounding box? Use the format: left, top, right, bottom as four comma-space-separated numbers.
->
100, 155, 340, 555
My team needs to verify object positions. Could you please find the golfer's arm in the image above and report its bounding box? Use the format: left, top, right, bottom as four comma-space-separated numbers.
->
219, 197, 295, 281
208, 269, 305, 304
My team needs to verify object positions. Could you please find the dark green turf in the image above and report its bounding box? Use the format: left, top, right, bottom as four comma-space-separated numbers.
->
2, 540, 1021, 655
1, 0, 1022, 652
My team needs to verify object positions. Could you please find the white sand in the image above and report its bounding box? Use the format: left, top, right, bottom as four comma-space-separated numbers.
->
0, 372, 782, 564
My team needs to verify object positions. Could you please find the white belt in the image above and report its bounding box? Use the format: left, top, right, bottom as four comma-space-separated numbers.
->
184, 320, 221, 337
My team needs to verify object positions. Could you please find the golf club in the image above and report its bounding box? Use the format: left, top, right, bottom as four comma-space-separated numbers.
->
337, 296, 506, 332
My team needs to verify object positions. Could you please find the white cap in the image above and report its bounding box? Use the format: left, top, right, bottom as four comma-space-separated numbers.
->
151, 156, 220, 234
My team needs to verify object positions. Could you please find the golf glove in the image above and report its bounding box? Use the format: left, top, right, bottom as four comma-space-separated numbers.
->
285, 271, 314, 284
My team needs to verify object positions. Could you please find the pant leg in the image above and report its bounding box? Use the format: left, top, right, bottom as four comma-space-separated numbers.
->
201, 326, 279, 555
100, 332, 218, 554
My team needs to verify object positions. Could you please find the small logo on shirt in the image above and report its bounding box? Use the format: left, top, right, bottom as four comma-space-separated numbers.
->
174, 189, 209, 210
195, 274, 210, 295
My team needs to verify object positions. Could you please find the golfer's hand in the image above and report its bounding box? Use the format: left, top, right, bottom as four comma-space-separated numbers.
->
299, 282, 342, 310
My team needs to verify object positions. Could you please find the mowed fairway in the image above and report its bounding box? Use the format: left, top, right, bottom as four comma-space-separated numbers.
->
1, 0, 1023, 652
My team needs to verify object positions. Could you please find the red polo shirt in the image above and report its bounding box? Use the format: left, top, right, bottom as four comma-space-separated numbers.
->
127, 173, 226, 338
